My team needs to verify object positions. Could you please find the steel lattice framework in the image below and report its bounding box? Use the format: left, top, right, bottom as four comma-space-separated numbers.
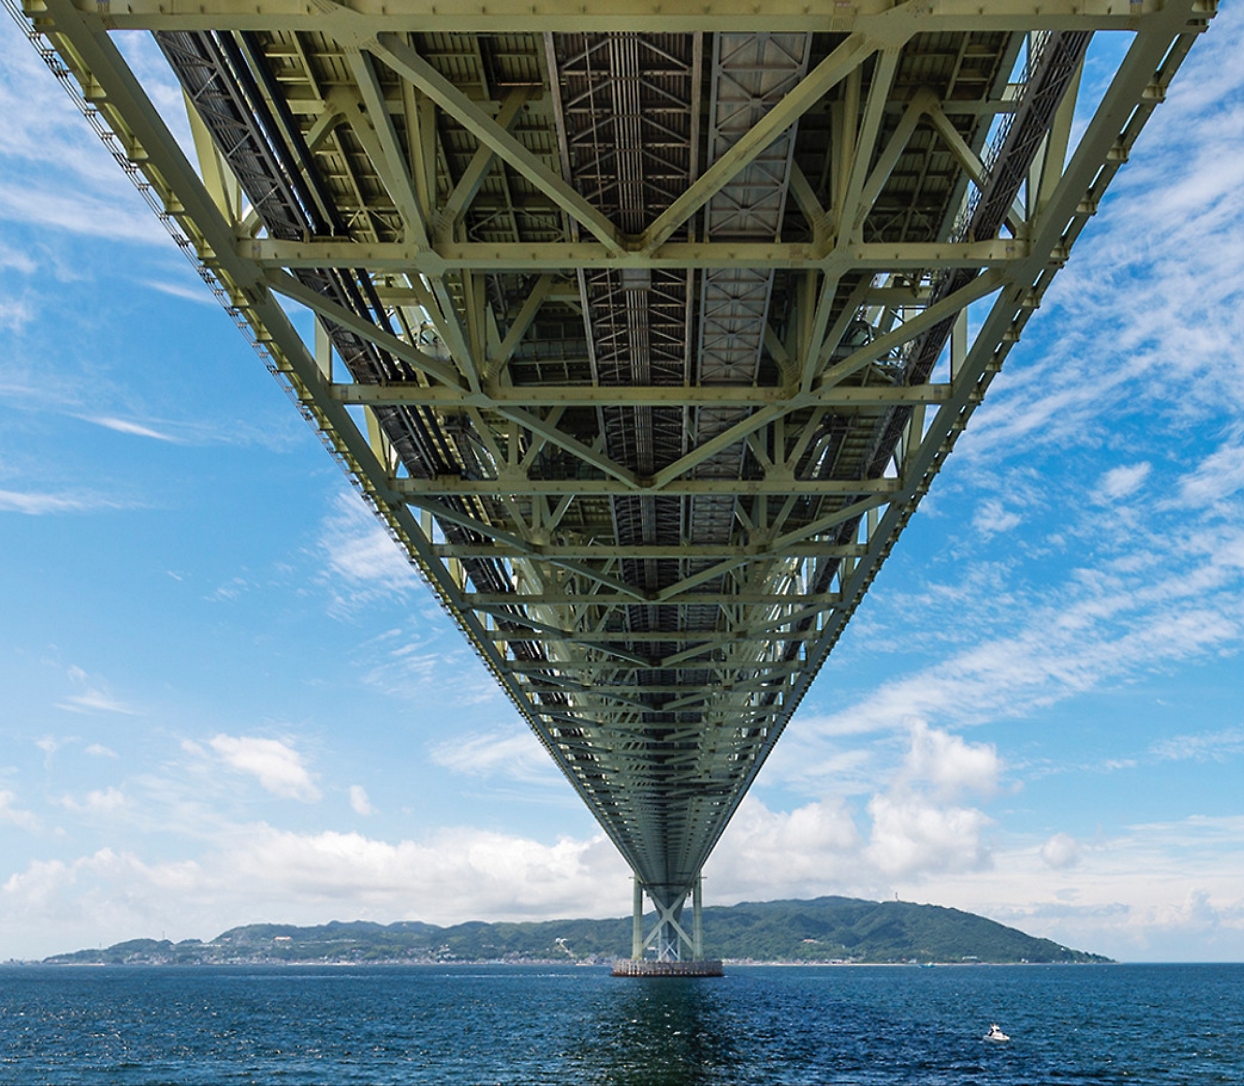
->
10, 0, 1215, 962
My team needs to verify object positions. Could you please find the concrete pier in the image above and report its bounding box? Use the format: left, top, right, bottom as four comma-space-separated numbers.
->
611, 959, 723, 978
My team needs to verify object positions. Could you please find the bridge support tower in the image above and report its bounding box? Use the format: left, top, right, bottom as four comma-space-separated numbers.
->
613, 874, 723, 977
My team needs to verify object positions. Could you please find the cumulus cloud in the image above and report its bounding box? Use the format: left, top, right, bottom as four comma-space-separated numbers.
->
85, 743, 118, 758
864, 793, 993, 877
918, 814, 1244, 961
1040, 832, 1082, 870
708, 795, 863, 899
205, 735, 321, 802
711, 722, 999, 893
0, 825, 630, 958
899, 720, 1000, 798
348, 785, 375, 816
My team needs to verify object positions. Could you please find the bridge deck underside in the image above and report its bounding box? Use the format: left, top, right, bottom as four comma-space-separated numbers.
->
15, 0, 1214, 910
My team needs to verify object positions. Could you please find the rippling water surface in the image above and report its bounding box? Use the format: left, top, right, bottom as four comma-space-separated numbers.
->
1, 963, 1240, 1084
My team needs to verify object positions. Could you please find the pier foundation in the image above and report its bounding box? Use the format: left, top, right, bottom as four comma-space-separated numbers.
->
613, 873, 722, 977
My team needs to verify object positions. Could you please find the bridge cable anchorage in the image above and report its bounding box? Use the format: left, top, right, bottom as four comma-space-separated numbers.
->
9, 0, 1216, 967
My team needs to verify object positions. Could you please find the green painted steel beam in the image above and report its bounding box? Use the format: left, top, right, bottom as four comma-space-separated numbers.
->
333, 383, 952, 408
93, 0, 1177, 34
244, 237, 1025, 273
395, 477, 898, 497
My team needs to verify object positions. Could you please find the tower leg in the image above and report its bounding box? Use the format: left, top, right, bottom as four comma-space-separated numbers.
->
692, 874, 703, 961
631, 877, 644, 961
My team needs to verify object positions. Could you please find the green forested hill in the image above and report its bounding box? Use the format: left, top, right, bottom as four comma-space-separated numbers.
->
44, 896, 1109, 965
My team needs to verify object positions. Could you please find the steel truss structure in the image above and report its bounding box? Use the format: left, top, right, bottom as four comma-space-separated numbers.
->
11, 0, 1215, 962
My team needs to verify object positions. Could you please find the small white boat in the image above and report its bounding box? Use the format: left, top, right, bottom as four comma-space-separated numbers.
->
984, 1023, 1010, 1043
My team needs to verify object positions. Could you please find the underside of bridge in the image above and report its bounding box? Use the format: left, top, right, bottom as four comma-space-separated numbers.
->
12, 0, 1214, 965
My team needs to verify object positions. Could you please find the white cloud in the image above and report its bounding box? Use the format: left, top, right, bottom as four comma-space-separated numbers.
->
776, 503, 1244, 756
0, 790, 37, 831
707, 795, 864, 900
973, 497, 1022, 538
1175, 440, 1244, 509
711, 723, 998, 894
0, 240, 37, 273
348, 785, 375, 816
84, 743, 118, 758
59, 787, 127, 815
317, 492, 418, 614
141, 278, 217, 306
57, 690, 135, 715
899, 720, 1000, 798
918, 814, 1244, 961
1040, 832, 1082, 870
0, 489, 129, 515
206, 735, 321, 802
1150, 726, 1244, 763
864, 793, 993, 878
0, 825, 630, 958
56, 668, 135, 715
85, 416, 179, 442
0, 296, 34, 330
430, 727, 559, 784
1099, 462, 1151, 502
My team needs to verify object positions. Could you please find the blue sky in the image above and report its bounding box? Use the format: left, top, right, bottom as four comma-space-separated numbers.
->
0, 12, 1241, 963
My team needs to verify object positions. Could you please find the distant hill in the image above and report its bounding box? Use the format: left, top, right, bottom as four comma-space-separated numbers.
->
43, 897, 1109, 966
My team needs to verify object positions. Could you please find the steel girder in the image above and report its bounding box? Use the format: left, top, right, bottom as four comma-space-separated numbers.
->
9, 0, 1216, 944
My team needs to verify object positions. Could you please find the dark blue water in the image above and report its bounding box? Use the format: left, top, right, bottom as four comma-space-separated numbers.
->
1, 964, 1240, 1084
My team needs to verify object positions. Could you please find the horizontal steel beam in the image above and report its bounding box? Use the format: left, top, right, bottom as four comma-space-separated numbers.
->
465, 591, 842, 606
334, 382, 951, 408
243, 238, 1025, 273
95, 0, 1170, 34
398, 476, 898, 497
487, 630, 824, 643
507, 659, 803, 675
439, 543, 864, 560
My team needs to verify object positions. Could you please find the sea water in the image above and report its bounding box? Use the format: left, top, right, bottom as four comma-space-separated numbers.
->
1, 963, 1240, 1084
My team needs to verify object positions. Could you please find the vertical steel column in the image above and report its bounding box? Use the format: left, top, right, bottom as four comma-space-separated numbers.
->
692, 874, 704, 960
631, 878, 644, 960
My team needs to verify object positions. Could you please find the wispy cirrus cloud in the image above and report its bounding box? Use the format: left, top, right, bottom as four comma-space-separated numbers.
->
430, 726, 561, 785
55, 666, 136, 715
0, 17, 187, 247
964, 15, 1244, 466
0, 790, 37, 832
0, 488, 134, 516
315, 492, 419, 616
774, 372, 1244, 782
1149, 726, 1244, 764
83, 416, 181, 442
